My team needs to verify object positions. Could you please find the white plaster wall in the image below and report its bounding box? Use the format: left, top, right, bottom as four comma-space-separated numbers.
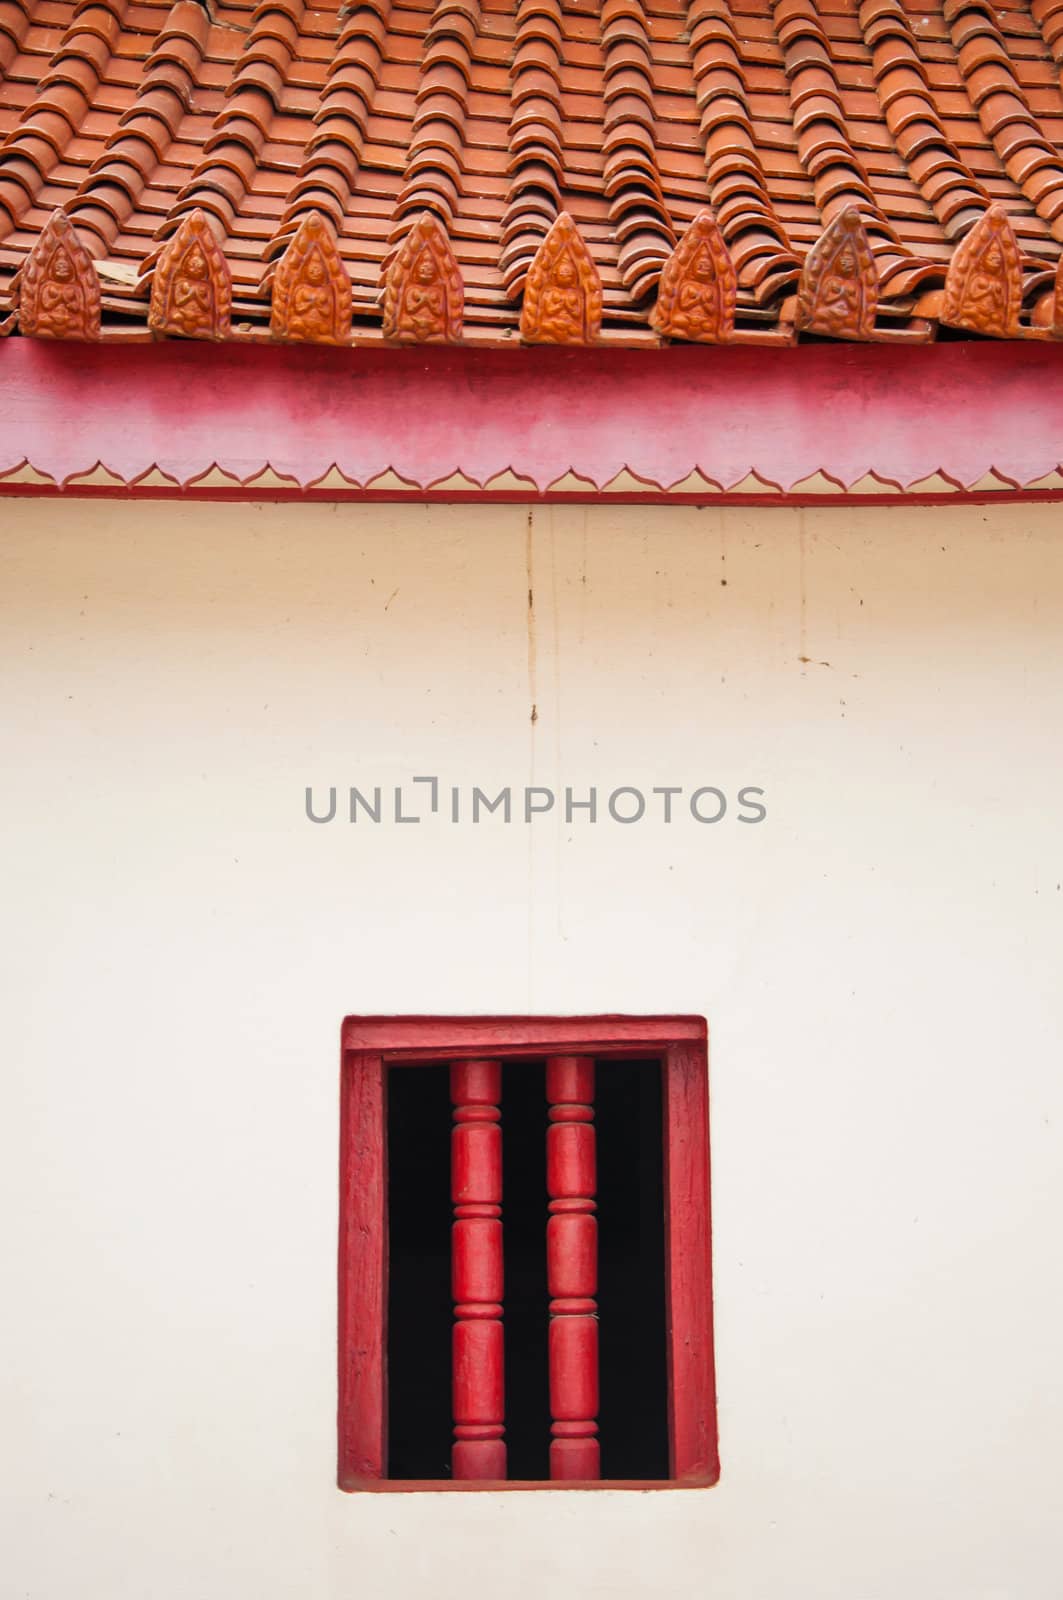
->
1, 497, 1061, 1600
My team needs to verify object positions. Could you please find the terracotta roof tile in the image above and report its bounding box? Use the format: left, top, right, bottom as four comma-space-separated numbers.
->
3, 0, 1063, 339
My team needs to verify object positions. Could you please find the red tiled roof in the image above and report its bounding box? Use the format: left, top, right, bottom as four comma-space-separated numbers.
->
2, 0, 1063, 343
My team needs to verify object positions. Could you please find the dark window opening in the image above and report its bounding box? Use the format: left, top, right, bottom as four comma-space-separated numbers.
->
386, 1057, 668, 1481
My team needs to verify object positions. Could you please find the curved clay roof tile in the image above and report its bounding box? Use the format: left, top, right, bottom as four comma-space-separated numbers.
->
1, 0, 1061, 341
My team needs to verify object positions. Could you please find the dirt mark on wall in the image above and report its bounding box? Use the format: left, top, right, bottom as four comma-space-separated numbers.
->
526, 507, 538, 726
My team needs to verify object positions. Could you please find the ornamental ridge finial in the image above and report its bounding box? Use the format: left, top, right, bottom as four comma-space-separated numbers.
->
652, 210, 737, 344
17, 209, 101, 341
942, 204, 1023, 338
520, 213, 602, 346
796, 208, 879, 341
270, 211, 352, 345
382, 212, 464, 344
148, 209, 232, 341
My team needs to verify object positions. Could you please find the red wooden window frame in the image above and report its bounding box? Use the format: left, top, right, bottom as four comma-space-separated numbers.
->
338, 1014, 718, 1491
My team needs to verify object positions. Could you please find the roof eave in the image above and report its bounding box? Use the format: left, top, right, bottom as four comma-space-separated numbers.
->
1, 337, 1062, 503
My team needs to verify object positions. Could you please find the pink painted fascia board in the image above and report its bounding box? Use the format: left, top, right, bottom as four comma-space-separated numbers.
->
1, 339, 1062, 497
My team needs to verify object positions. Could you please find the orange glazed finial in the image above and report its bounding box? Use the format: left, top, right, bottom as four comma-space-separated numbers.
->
148, 210, 232, 341
520, 213, 602, 346
17, 210, 100, 341
382, 212, 464, 344
652, 210, 737, 344
942, 205, 1023, 338
1052, 250, 1063, 339
797, 208, 879, 341
270, 211, 351, 345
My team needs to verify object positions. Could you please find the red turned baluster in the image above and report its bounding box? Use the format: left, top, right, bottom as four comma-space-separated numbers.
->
546, 1054, 600, 1480
451, 1058, 506, 1479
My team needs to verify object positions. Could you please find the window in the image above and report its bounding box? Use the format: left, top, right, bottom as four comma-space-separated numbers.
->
338, 1015, 717, 1490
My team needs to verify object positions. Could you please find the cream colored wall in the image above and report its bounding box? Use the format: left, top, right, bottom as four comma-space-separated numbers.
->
1, 497, 1061, 1600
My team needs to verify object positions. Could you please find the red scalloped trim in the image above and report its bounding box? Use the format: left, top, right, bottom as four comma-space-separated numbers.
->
2, 339, 1063, 503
